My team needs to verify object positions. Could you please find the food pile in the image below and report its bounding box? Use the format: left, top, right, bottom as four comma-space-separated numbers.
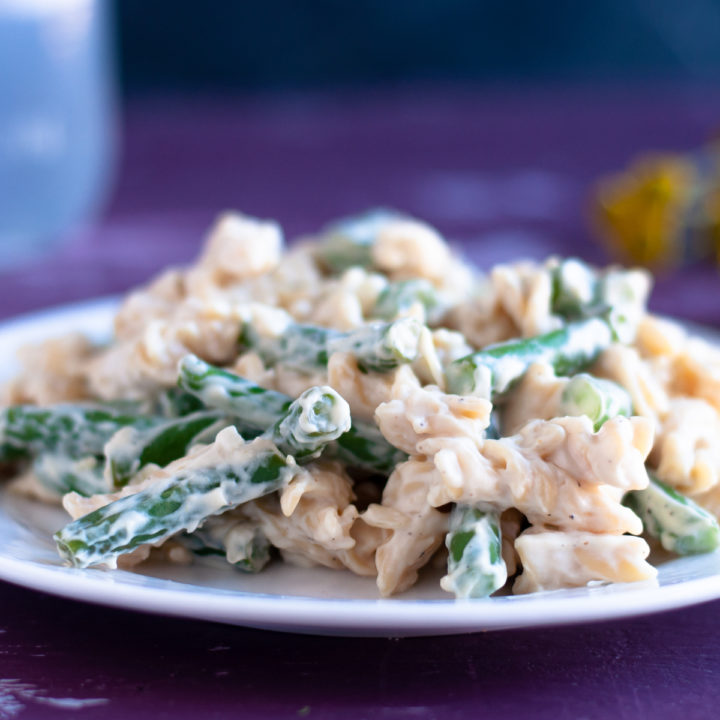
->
2, 209, 720, 598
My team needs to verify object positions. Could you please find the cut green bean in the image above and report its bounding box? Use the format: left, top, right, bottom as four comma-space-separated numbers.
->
445, 317, 614, 399
33, 454, 111, 497
329, 319, 422, 373
624, 475, 720, 555
241, 318, 422, 374
178, 355, 292, 429
106, 411, 231, 488
0, 404, 156, 461
55, 443, 293, 568
181, 357, 355, 461
442, 505, 507, 599
329, 422, 408, 475
268, 385, 351, 460
372, 279, 440, 321
550, 258, 600, 318
179, 355, 407, 474
316, 208, 404, 272
241, 322, 334, 371
560, 374, 632, 431
180, 517, 272, 573
154, 388, 205, 417
551, 258, 648, 342
0, 444, 28, 465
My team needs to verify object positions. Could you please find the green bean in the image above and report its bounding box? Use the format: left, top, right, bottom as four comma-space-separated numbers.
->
445, 317, 614, 399
178, 355, 406, 474
179, 517, 271, 573
178, 355, 291, 429
241, 318, 422, 374
33, 454, 111, 498
154, 388, 205, 417
560, 374, 632, 431
316, 208, 404, 272
241, 322, 334, 371
0, 444, 28, 465
372, 279, 440, 321
269, 385, 351, 460
181, 359, 351, 461
106, 411, 231, 488
550, 258, 601, 318
442, 505, 507, 599
55, 443, 292, 568
551, 258, 647, 342
624, 475, 720, 555
0, 404, 156, 461
329, 422, 408, 476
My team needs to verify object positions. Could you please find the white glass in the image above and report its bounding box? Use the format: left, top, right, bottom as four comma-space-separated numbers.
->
0, 0, 116, 268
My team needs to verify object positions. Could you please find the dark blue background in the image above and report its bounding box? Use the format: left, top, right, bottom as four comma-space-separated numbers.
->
116, 0, 720, 93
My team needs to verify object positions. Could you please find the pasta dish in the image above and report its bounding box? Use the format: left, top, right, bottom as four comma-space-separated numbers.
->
2, 209, 719, 599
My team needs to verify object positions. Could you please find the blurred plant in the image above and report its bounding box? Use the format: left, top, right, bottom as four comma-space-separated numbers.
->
594, 147, 720, 268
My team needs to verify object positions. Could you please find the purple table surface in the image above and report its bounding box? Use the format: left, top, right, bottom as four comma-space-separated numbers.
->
2, 85, 720, 719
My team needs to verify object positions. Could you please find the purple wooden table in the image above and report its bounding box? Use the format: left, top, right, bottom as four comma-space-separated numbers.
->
1, 86, 720, 719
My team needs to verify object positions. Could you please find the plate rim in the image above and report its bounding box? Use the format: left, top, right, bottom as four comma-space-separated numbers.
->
2, 543, 720, 636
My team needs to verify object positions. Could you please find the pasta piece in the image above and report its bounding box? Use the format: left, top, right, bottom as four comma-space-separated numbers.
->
363, 459, 448, 596
374, 366, 491, 455
651, 398, 720, 494
635, 314, 688, 359
2, 333, 96, 405
635, 314, 720, 412
490, 262, 564, 339
231, 351, 277, 390
500, 508, 524, 577
116, 546, 153, 569
273, 366, 329, 400
372, 219, 452, 283
114, 269, 187, 341
327, 352, 396, 421
311, 267, 388, 330
243, 461, 381, 576
87, 298, 247, 399
501, 362, 567, 435
8, 469, 65, 505
671, 338, 720, 412
428, 328, 474, 366
448, 261, 562, 348
513, 529, 656, 594
592, 344, 670, 425
448, 277, 518, 349
186, 211, 283, 292
420, 415, 652, 534
411, 327, 474, 389
432, 256, 477, 313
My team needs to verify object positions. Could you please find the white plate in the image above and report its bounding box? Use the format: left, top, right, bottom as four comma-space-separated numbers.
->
2, 299, 720, 637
